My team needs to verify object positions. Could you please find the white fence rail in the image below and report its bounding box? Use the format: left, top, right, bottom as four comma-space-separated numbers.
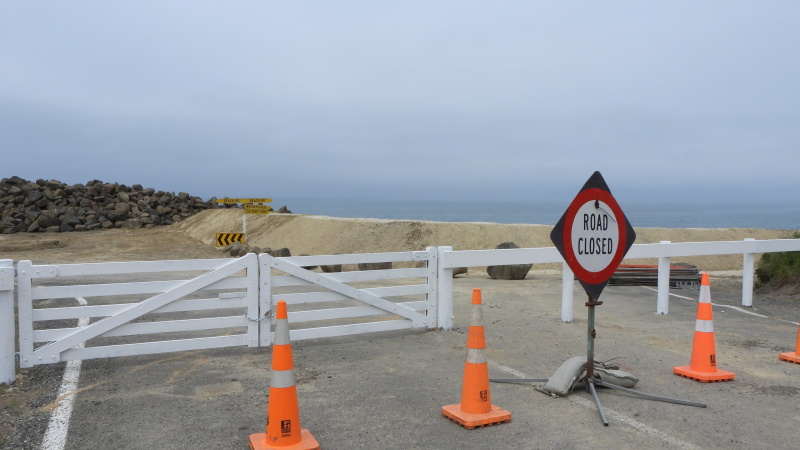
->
439, 238, 800, 321
3, 238, 799, 385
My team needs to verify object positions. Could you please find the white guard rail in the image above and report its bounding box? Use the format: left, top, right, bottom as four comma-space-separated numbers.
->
439, 238, 800, 322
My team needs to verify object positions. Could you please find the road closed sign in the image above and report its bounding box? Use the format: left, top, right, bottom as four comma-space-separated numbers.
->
550, 171, 636, 300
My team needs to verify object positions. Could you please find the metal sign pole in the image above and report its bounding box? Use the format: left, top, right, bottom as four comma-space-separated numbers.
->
585, 293, 608, 425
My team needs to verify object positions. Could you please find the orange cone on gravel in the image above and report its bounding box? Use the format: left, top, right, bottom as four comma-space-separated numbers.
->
674, 273, 735, 382
249, 300, 319, 450
778, 324, 800, 364
442, 288, 511, 429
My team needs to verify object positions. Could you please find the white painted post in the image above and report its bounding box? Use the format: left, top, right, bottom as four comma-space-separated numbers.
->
561, 262, 574, 322
15, 261, 33, 368
0, 260, 14, 384
657, 241, 671, 315
244, 253, 260, 348
425, 247, 439, 329
436, 246, 453, 330
258, 253, 273, 347
243, 210, 247, 244
742, 238, 756, 307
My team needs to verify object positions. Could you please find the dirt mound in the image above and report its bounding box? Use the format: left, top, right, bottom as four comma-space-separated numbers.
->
178, 209, 794, 271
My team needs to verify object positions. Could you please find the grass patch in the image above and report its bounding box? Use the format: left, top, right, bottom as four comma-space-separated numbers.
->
755, 231, 800, 288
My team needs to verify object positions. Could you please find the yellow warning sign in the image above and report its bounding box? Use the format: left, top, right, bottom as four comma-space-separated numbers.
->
216, 198, 272, 204
243, 204, 273, 214
216, 233, 245, 246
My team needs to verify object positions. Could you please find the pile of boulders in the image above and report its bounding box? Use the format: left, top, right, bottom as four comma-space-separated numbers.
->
0, 176, 227, 234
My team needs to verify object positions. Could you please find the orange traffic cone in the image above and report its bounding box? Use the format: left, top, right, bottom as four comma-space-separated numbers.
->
778, 324, 800, 364
442, 288, 511, 429
249, 301, 319, 450
674, 273, 735, 382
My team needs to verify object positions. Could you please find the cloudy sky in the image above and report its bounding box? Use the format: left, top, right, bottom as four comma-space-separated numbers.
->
2, 1, 798, 202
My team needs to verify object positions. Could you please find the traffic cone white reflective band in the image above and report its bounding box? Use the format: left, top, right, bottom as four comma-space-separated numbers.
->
695, 319, 714, 333
466, 303, 487, 364
270, 369, 296, 389
699, 282, 711, 303
466, 348, 486, 364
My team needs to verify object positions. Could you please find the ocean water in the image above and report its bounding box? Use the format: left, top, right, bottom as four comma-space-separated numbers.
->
277, 197, 800, 230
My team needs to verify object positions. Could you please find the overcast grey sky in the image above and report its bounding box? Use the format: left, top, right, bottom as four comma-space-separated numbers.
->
2, 1, 798, 202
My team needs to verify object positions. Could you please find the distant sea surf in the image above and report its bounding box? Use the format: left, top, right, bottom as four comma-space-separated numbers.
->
278, 197, 800, 230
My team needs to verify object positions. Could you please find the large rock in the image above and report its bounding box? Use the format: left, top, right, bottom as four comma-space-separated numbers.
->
320, 263, 343, 273
269, 248, 292, 258
299, 254, 318, 270
486, 242, 533, 280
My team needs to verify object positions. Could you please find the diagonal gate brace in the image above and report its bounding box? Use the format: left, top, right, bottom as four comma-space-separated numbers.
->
270, 258, 427, 325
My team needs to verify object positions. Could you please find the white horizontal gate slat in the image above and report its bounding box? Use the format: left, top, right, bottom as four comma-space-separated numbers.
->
33, 315, 248, 341
280, 251, 429, 267
272, 267, 428, 287
30, 277, 246, 300
277, 284, 429, 306
32, 296, 248, 321
35, 258, 241, 277
61, 335, 249, 361
287, 320, 414, 342
289, 301, 428, 323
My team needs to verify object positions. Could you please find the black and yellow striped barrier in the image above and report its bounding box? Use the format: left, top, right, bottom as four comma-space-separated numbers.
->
216, 233, 245, 247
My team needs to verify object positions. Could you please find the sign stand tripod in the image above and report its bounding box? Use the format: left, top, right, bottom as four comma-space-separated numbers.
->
582, 291, 705, 426
551, 172, 705, 426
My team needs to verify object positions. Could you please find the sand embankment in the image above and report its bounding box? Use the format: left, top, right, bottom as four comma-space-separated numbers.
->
179, 209, 794, 272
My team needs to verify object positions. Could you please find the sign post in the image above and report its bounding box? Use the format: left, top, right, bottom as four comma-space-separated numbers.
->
215, 198, 272, 245
550, 171, 704, 425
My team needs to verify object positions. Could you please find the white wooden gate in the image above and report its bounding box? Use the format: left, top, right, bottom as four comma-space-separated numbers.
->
17, 254, 260, 368
15, 249, 443, 368
259, 249, 439, 346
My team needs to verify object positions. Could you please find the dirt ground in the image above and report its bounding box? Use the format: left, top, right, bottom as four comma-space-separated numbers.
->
0, 226, 222, 265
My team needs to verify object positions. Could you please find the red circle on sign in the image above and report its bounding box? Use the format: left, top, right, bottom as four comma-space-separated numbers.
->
562, 187, 628, 284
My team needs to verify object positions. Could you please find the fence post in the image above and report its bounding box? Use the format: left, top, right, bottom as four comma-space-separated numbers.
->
741, 238, 756, 307
1, 260, 14, 384
258, 253, 273, 347
657, 241, 671, 315
436, 246, 453, 330
561, 262, 574, 322
425, 247, 439, 329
